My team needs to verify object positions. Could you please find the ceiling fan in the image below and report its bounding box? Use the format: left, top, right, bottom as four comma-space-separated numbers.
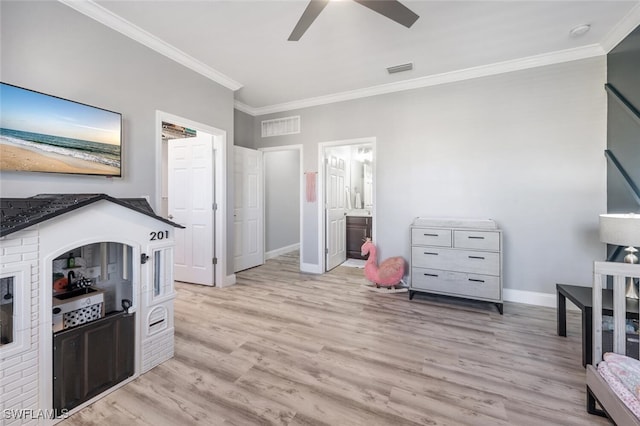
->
288, 0, 419, 41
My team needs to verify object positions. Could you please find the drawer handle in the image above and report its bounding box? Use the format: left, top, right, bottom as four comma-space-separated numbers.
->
468, 236, 485, 239
468, 255, 485, 260
468, 278, 485, 283
424, 252, 439, 256
423, 273, 439, 277
423, 233, 439, 237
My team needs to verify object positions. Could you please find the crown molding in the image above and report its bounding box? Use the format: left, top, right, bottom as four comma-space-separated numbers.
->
600, 2, 640, 53
58, 0, 243, 91
58, 0, 617, 118
233, 100, 255, 116
239, 43, 605, 116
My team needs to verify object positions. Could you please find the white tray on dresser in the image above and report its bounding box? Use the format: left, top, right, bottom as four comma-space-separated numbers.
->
409, 217, 503, 314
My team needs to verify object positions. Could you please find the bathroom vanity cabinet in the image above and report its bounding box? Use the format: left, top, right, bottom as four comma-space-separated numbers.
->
346, 216, 372, 259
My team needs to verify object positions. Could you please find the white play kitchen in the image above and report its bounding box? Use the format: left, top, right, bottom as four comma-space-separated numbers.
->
0, 194, 181, 423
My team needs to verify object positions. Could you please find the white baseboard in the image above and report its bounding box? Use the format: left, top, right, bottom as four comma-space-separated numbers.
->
265, 243, 300, 260
301, 262, 322, 274
503, 288, 580, 311
503, 288, 556, 307
219, 274, 236, 288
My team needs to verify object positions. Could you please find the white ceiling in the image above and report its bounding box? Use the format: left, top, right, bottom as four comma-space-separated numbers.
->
68, 1, 640, 115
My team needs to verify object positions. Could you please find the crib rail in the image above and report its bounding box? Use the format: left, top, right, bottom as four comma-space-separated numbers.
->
593, 261, 640, 365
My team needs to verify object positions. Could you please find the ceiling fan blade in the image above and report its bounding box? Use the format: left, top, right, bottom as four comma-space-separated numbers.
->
288, 0, 330, 41
353, 0, 419, 28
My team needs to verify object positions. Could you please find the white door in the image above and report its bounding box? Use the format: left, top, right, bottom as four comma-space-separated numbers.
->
168, 134, 215, 285
234, 146, 264, 272
325, 154, 347, 271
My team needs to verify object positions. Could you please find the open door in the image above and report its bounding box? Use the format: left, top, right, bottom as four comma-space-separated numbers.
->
325, 154, 347, 271
168, 133, 216, 285
234, 146, 264, 272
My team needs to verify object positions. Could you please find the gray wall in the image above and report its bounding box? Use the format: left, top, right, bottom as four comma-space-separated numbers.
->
0, 1, 236, 278
607, 25, 640, 217
234, 109, 256, 149
264, 150, 300, 253
254, 57, 607, 297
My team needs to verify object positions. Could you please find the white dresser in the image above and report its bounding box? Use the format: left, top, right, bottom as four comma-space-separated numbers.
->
409, 217, 503, 314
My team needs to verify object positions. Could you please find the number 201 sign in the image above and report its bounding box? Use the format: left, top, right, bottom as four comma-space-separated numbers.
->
150, 230, 169, 241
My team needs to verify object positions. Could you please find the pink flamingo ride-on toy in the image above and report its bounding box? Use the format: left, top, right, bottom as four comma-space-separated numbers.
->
361, 238, 406, 292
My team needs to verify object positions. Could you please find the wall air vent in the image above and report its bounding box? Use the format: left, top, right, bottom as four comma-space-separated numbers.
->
261, 115, 301, 138
387, 62, 413, 74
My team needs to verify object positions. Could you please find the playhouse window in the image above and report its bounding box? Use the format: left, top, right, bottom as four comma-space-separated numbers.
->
0, 277, 14, 346
152, 247, 173, 299
153, 251, 162, 296
0, 265, 31, 359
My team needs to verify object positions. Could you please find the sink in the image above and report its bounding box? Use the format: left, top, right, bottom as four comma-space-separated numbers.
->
347, 209, 372, 217
54, 287, 98, 301
52, 287, 105, 332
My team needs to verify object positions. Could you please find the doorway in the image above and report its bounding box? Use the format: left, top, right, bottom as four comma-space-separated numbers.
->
167, 132, 215, 285
318, 137, 376, 272
155, 111, 229, 287
260, 145, 303, 267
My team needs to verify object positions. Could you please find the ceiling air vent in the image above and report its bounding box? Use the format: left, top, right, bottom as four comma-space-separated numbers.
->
261, 116, 301, 138
387, 62, 413, 74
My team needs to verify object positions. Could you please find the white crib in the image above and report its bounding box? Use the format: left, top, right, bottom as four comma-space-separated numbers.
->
588, 261, 640, 425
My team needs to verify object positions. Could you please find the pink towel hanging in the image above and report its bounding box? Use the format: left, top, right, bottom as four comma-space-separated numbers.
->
306, 172, 317, 203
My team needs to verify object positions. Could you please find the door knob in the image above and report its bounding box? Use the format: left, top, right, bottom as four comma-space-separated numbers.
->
168, 214, 174, 219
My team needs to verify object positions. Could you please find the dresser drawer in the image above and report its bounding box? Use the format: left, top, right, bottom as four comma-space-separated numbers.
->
411, 228, 451, 247
411, 247, 500, 276
454, 230, 500, 251
411, 268, 500, 301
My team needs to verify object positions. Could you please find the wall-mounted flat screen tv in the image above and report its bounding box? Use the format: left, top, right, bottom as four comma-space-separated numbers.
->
0, 82, 122, 177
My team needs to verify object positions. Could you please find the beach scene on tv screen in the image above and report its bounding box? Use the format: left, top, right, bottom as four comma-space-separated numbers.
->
0, 83, 121, 176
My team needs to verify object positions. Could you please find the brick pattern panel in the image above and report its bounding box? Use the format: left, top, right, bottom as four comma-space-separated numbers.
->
141, 328, 174, 373
1, 231, 40, 425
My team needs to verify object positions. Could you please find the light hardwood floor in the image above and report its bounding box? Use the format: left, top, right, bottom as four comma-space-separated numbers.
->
62, 252, 610, 425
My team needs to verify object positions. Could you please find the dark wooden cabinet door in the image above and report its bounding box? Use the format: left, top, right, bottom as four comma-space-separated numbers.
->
114, 314, 135, 382
85, 320, 117, 398
53, 329, 84, 412
346, 216, 372, 259
53, 312, 135, 413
